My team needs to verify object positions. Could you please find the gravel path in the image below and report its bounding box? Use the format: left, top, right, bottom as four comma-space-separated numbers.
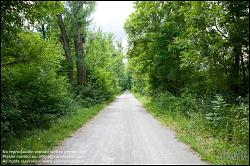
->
38, 91, 206, 165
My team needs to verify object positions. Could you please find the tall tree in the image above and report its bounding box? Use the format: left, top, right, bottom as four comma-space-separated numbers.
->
223, 1, 249, 96
125, 1, 249, 98
65, 1, 95, 85
56, 13, 74, 82
73, 1, 86, 85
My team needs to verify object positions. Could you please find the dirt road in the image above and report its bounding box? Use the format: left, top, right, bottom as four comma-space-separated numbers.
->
39, 91, 206, 165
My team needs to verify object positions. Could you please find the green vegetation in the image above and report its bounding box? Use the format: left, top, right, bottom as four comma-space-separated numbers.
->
1, 1, 249, 165
135, 93, 248, 165
2, 103, 108, 165
1, 1, 128, 162
125, 1, 249, 165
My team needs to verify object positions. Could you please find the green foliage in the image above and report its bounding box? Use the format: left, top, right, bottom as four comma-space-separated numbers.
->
2, 103, 107, 164
125, 1, 249, 97
1, 1, 63, 41
1, 32, 74, 145
0, 3, 128, 164
135, 92, 249, 164
206, 95, 249, 143
64, 1, 96, 38
1, 1, 128, 150
73, 68, 118, 106
145, 91, 249, 155
1, 1, 128, 151
125, 2, 249, 163
83, 29, 127, 97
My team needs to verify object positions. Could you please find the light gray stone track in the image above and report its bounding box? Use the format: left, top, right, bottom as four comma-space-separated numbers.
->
38, 91, 206, 165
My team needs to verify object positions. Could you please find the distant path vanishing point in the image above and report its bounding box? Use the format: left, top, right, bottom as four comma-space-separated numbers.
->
38, 91, 206, 165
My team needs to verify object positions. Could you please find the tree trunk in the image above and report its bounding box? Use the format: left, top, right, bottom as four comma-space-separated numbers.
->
175, 53, 181, 95
231, 44, 241, 95
240, 53, 247, 94
41, 24, 46, 40
56, 14, 74, 83
74, 21, 86, 85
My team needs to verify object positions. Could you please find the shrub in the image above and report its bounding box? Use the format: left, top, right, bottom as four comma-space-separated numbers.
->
1, 32, 74, 146
150, 91, 249, 145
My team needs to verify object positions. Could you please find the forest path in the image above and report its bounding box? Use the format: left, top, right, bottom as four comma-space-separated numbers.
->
39, 91, 206, 165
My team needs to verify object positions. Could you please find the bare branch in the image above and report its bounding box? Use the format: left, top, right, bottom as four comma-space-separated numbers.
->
214, 19, 228, 39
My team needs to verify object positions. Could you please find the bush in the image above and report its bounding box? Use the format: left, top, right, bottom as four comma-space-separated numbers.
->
150, 91, 249, 145
1, 32, 74, 146
136, 92, 249, 165
72, 68, 120, 107
152, 92, 202, 117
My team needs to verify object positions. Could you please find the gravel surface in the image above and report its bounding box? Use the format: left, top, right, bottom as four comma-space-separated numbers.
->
38, 91, 207, 165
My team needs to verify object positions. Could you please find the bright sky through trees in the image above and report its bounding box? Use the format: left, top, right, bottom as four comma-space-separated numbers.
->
90, 1, 134, 50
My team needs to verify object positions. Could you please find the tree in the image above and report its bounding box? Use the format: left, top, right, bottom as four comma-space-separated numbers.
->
222, 1, 249, 96
73, 1, 86, 85
64, 1, 95, 85
125, 1, 249, 98
56, 13, 74, 82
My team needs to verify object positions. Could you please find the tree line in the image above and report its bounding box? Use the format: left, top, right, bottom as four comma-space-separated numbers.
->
124, 1, 249, 164
1, 1, 128, 148
125, 1, 249, 98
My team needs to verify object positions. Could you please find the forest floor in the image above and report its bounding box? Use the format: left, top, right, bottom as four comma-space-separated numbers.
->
38, 91, 207, 165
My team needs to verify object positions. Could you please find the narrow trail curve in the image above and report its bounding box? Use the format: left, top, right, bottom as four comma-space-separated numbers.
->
38, 91, 207, 165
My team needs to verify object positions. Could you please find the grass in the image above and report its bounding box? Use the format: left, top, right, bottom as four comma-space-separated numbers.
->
1, 102, 109, 165
134, 93, 249, 165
